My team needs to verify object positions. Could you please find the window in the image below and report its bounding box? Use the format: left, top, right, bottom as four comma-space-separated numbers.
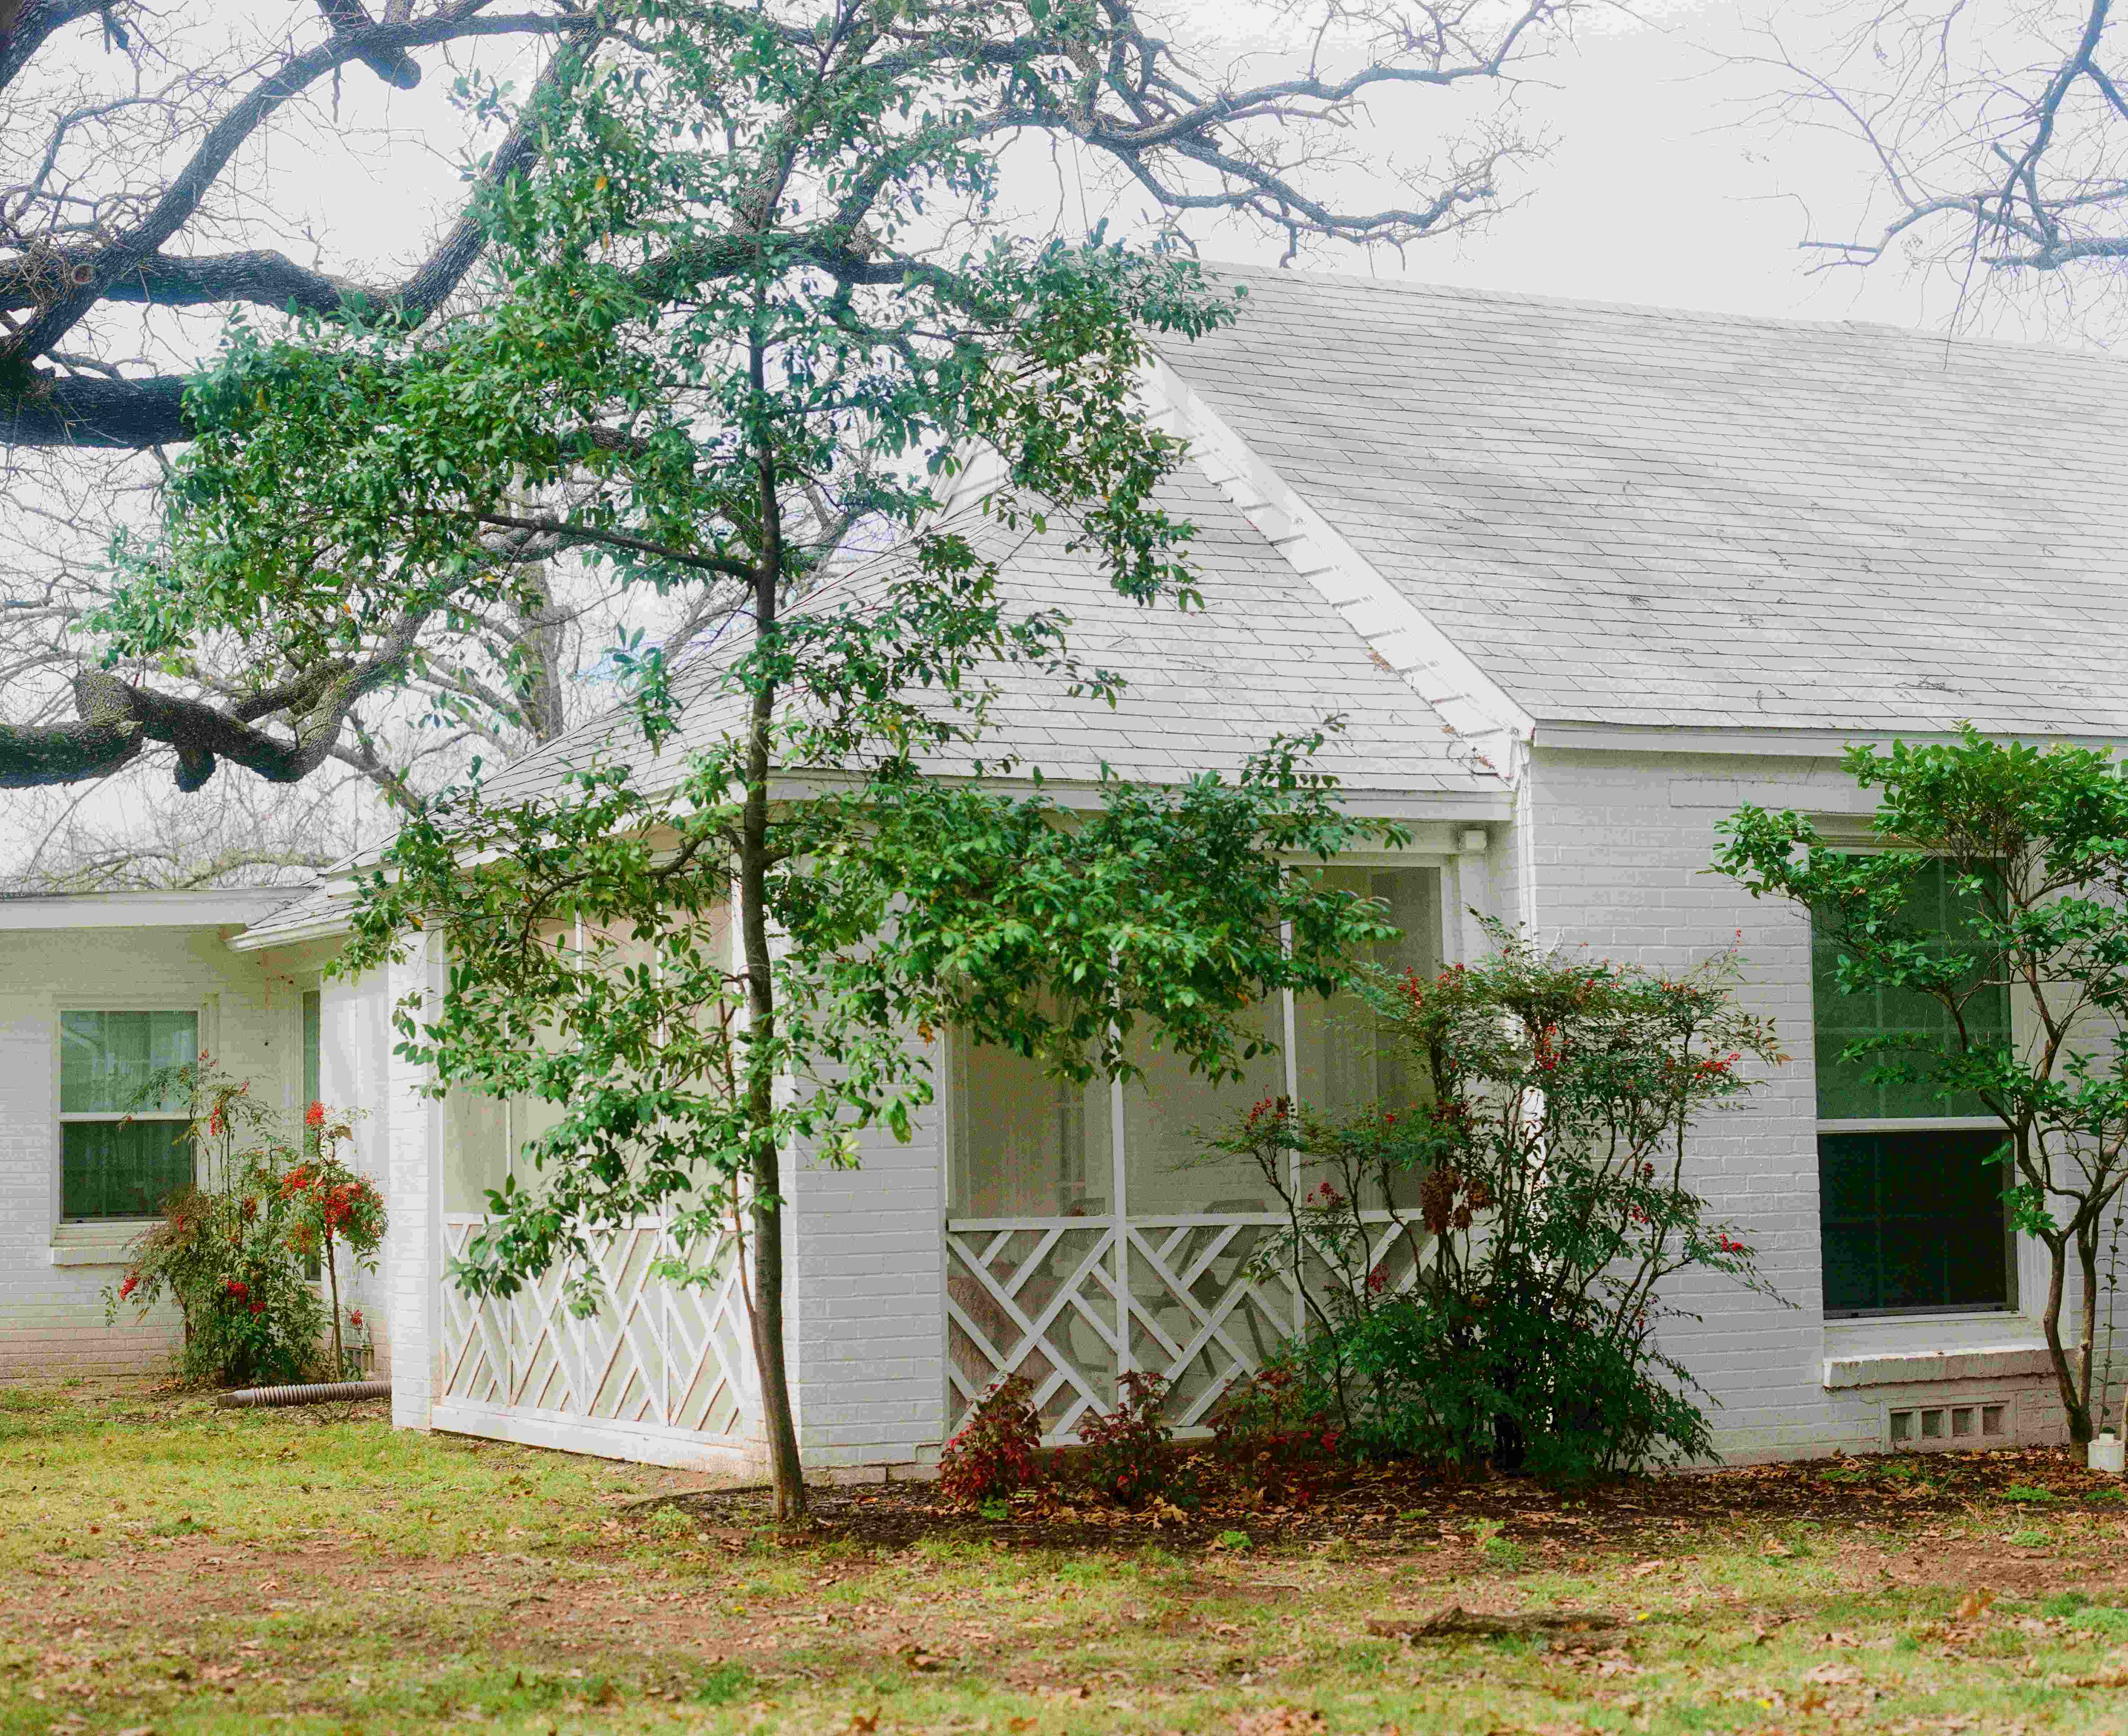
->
1813, 860, 2013, 1316
948, 864, 1443, 1220
58, 1010, 197, 1220
302, 989, 321, 1108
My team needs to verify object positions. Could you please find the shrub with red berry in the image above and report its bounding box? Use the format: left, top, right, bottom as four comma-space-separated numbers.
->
103, 1063, 347, 1387
1208, 924, 1785, 1488
280, 1123, 387, 1378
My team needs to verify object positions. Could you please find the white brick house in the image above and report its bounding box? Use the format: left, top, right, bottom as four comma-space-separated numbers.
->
10, 269, 2126, 1476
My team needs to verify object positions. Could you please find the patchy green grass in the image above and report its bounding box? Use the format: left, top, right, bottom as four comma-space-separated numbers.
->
6, 1386, 2128, 1733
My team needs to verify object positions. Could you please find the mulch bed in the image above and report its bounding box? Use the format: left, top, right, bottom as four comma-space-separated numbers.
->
660, 1444, 2124, 1555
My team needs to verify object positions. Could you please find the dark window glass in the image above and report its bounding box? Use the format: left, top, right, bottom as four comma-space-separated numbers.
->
1818, 1129, 2011, 1315
61, 1120, 194, 1221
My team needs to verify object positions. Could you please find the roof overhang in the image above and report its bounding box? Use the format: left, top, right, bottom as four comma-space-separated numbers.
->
0, 889, 305, 931
1533, 721, 2128, 759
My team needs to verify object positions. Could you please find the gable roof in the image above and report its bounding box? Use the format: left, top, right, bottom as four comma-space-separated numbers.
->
473, 463, 1504, 809
233, 464, 1506, 952
1162, 268, 2128, 740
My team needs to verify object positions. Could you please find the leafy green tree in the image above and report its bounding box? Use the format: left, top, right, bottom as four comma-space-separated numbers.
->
227, 1, 1469, 1516
1716, 727, 2128, 1444
0, 0, 1574, 790
344, 734, 1404, 1516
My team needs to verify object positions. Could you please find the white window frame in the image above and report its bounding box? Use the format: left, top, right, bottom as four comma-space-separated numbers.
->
1809, 851, 2021, 1322
53, 1003, 205, 1227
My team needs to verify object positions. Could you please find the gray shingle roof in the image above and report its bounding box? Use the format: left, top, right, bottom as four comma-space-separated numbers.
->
1164, 268, 2128, 737
232, 464, 1501, 951
470, 462, 1500, 809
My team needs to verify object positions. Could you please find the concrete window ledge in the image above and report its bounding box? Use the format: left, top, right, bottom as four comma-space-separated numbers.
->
1823, 1316, 2057, 1390
48, 1223, 151, 1268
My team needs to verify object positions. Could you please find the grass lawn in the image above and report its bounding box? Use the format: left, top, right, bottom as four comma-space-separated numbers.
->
7, 1386, 2128, 1733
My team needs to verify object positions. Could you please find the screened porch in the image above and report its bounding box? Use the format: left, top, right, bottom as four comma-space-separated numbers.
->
943, 862, 1442, 1443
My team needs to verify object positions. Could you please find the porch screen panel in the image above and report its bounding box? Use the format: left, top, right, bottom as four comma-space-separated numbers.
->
444, 1090, 571, 1215
1120, 1000, 1284, 1214
949, 1039, 1109, 1217
1293, 865, 1441, 1121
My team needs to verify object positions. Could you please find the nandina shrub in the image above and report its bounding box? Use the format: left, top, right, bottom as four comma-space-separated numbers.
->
281, 1116, 387, 1378
938, 1374, 1040, 1507
1210, 1361, 1343, 1503
1077, 1371, 1179, 1508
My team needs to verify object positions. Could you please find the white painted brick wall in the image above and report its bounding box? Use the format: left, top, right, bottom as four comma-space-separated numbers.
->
787, 1075, 949, 1471
0, 926, 297, 1381
1518, 745, 2111, 1462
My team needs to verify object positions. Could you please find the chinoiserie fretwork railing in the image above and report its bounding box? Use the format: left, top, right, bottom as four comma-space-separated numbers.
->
438, 1214, 755, 1441
945, 1212, 1423, 1444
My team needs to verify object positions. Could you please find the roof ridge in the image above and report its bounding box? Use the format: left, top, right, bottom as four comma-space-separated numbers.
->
1192, 260, 2120, 365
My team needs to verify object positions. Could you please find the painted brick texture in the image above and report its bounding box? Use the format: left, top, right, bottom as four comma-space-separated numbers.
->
0, 927, 299, 1381
1519, 745, 2113, 1462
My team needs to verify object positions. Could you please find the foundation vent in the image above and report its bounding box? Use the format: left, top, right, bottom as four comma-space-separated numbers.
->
1887, 1400, 2010, 1450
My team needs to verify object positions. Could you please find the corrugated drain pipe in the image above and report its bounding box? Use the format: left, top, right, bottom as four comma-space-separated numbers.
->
214, 1380, 392, 1409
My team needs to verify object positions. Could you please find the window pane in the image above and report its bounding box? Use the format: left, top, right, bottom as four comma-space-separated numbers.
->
60, 1011, 197, 1114
1812, 859, 2009, 1119
302, 991, 321, 1107
950, 1040, 1110, 1218
1294, 866, 1442, 1121
1120, 1002, 1284, 1215
62, 1120, 194, 1220
1818, 1129, 2011, 1314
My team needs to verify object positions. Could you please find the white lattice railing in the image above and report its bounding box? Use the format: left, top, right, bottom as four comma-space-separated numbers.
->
439, 1214, 755, 1442
945, 1212, 1421, 1443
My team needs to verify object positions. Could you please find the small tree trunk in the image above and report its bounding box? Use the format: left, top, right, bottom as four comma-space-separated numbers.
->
2040, 1237, 2093, 1442
737, 323, 805, 1523
2080, 1233, 2102, 1438
325, 1228, 345, 1379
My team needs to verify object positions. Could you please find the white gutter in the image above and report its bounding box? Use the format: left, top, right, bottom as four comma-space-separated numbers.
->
0, 889, 301, 930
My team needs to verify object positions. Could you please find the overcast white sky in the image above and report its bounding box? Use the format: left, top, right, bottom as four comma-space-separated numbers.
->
297, 0, 2063, 343
1192, 0, 2063, 340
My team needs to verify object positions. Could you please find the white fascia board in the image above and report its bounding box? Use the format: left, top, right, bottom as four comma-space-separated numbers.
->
0, 889, 301, 931
768, 768, 1513, 820
1141, 354, 1533, 785
1534, 721, 2128, 759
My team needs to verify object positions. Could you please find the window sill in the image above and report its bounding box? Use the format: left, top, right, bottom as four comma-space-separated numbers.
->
49, 1222, 151, 1268
1823, 1313, 2055, 1390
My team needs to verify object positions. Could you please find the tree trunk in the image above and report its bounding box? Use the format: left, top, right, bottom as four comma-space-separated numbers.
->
738, 326, 805, 1522
2039, 1236, 2093, 1443
2080, 1233, 2102, 1439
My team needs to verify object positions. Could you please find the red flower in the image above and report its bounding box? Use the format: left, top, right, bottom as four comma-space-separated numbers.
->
347, 1309, 363, 1329
118, 1274, 138, 1301
305, 1100, 326, 1129
223, 1278, 249, 1300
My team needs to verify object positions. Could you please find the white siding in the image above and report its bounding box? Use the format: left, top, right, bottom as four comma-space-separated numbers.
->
788, 1085, 949, 1474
